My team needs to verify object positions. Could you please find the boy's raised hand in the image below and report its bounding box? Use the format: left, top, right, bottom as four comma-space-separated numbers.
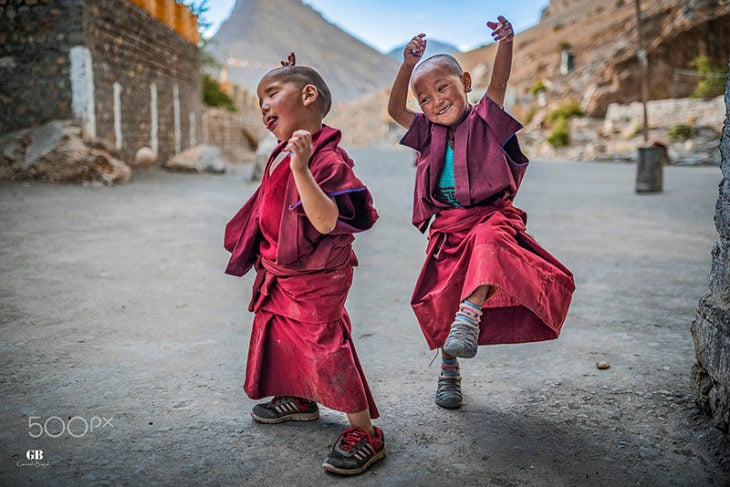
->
404, 33, 427, 66
286, 130, 313, 172
487, 16, 513, 44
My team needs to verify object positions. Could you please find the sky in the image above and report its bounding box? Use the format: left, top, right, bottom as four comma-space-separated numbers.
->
204, 0, 551, 53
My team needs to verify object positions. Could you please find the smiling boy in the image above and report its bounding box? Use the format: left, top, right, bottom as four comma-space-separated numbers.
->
388, 18, 575, 409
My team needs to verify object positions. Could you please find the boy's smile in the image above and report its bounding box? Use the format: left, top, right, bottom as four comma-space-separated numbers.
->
411, 65, 471, 127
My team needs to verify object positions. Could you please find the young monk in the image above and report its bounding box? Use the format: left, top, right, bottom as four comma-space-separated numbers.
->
224, 53, 385, 475
387, 17, 575, 409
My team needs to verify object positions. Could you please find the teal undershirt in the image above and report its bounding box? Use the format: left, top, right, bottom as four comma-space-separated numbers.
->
436, 142, 461, 207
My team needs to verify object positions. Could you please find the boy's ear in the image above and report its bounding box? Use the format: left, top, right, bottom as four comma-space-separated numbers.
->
301, 84, 319, 108
462, 72, 472, 93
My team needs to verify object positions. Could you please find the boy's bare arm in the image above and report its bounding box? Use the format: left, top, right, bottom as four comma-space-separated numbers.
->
387, 34, 426, 129
287, 130, 339, 235
486, 16, 514, 108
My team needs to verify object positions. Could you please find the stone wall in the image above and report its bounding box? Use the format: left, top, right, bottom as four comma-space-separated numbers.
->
0, 0, 82, 133
690, 62, 730, 432
0, 0, 202, 165
603, 96, 726, 132
202, 107, 261, 162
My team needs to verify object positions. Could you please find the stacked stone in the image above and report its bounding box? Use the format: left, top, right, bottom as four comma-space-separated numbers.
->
691, 62, 730, 433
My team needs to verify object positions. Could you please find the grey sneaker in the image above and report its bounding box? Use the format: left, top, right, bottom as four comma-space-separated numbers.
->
435, 373, 463, 409
251, 396, 319, 424
443, 319, 480, 358
323, 425, 386, 476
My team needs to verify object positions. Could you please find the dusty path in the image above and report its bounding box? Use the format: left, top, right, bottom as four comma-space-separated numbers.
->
1, 147, 728, 486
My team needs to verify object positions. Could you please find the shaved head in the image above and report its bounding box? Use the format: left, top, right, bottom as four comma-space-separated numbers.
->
260, 65, 332, 116
414, 54, 464, 78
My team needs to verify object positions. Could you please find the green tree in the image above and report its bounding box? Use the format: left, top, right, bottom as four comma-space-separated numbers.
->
203, 74, 237, 112
179, 0, 211, 39
178, 1, 235, 111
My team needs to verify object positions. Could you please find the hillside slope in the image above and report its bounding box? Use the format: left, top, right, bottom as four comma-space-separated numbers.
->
458, 0, 730, 116
210, 0, 398, 102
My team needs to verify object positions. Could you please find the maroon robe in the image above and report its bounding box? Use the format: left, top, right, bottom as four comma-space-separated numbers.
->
401, 95, 575, 349
224, 126, 380, 417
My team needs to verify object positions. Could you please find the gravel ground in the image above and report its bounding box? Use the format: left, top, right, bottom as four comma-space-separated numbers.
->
1, 147, 728, 486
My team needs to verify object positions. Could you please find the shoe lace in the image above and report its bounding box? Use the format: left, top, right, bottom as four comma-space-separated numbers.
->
438, 374, 461, 393
337, 427, 369, 453
267, 396, 290, 408
436, 374, 462, 404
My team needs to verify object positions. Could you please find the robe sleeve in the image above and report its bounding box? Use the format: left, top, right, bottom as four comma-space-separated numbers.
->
223, 186, 262, 276
399, 113, 430, 152
289, 148, 378, 235
475, 94, 529, 187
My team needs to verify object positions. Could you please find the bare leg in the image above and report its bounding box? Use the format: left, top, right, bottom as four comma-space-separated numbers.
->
347, 409, 374, 435
465, 284, 495, 306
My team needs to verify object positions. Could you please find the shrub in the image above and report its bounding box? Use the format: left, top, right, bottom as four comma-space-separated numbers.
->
529, 79, 547, 95
203, 74, 237, 112
547, 117, 570, 147
624, 122, 643, 139
668, 123, 693, 142
556, 40, 572, 52
689, 55, 727, 99
545, 101, 583, 123
523, 107, 538, 125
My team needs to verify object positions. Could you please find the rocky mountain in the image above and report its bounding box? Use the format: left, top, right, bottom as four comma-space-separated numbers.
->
209, 0, 398, 102
326, 0, 728, 166
458, 0, 730, 116
386, 39, 460, 63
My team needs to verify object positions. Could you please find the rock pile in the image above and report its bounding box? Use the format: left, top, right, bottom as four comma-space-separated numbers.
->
0, 120, 132, 185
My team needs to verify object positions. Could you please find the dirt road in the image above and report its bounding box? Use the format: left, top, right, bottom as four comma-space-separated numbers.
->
1, 147, 728, 486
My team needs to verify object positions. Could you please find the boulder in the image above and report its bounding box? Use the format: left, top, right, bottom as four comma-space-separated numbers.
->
0, 120, 132, 185
134, 147, 157, 167
163, 144, 226, 174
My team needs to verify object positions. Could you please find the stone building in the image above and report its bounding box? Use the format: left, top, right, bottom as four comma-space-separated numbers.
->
691, 63, 730, 433
0, 0, 202, 165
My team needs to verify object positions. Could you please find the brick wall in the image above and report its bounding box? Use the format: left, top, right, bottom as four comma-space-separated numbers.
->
0, 0, 202, 164
0, 0, 82, 132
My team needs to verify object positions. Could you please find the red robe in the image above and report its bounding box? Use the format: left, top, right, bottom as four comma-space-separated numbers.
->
224, 126, 380, 417
401, 95, 575, 349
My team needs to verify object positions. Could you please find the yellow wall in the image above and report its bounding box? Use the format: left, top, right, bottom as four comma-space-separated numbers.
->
129, 0, 199, 44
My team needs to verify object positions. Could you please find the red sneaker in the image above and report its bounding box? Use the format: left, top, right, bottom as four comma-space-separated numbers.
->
250, 396, 319, 424
322, 425, 386, 475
